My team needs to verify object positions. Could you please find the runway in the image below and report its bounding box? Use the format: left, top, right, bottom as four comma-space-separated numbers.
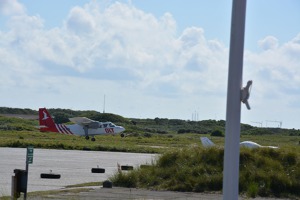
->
0, 147, 157, 196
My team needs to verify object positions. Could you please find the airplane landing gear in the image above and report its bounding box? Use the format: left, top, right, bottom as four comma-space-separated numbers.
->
120, 133, 125, 138
91, 137, 96, 142
84, 126, 90, 140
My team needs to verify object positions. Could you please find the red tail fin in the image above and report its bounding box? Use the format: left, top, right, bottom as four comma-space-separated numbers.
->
39, 108, 58, 132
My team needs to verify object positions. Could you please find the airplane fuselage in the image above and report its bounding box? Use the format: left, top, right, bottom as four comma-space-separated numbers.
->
53, 123, 125, 136
39, 108, 125, 141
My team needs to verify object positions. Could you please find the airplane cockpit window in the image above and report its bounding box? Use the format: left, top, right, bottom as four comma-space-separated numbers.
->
109, 123, 115, 127
103, 124, 108, 128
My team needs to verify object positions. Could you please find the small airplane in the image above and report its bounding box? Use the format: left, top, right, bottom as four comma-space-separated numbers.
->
38, 108, 125, 141
200, 137, 278, 149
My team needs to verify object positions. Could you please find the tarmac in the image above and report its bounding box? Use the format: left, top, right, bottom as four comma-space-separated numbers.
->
28, 186, 294, 200
0, 148, 156, 196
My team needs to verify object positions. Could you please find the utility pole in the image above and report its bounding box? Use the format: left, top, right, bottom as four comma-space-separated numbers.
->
223, 0, 247, 200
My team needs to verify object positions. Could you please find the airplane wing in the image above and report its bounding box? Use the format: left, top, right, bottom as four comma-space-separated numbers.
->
69, 117, 95, 126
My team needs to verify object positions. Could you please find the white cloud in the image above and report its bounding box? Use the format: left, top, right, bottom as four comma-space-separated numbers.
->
0, 0, 25, 16
1, 1, 300, 128
244, 33, 300, 127
258, 35, 278, 50
246, 34, 300, 90
66, 6, 96, 34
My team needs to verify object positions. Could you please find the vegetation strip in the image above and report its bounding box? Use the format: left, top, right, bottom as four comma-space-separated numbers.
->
110, 147, 300, 198
0, 107, 299, 198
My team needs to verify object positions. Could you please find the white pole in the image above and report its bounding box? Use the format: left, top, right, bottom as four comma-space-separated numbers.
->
223, 0, 247, 200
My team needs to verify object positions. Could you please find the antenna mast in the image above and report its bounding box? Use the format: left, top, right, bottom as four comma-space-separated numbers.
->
103, 95, 106, 113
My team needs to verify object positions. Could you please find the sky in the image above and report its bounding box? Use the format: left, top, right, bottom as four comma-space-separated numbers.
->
0, 0, 300, 129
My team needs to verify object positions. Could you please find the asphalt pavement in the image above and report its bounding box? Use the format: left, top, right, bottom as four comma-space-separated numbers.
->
28, 187, 293, 200
0, 148, 156, 196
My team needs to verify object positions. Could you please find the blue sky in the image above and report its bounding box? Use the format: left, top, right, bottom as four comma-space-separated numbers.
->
0, 0, 300, 129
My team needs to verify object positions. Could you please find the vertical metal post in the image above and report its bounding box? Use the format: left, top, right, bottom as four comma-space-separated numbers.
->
24, 154, 29, 200
24, 146, 33, 200
223, 0, 247, 200
11, 176, 16, 200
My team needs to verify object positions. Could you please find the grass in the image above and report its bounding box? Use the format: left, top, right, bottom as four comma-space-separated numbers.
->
0, 130, 201, 153
0, 130, 299, 153
0, 118, 299, 198
110, 146, 300, 198
65, 182, 101, 188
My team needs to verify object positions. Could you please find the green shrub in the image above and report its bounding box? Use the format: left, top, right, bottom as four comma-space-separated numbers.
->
110, 172, 137, 188
109, 147, 300, 198
143, 132, 152, 138
247, 182, 259, 198
157, 150, 179, 168
210, 129, 224, 137
281, 152, 297, 166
